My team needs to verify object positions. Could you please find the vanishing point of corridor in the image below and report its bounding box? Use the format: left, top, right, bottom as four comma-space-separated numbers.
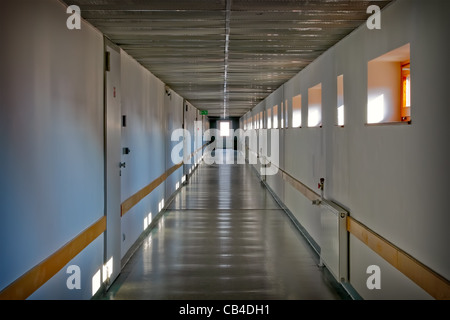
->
100, 150, 349, 300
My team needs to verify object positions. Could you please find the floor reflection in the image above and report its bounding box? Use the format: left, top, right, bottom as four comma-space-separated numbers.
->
101, 150, 349, 300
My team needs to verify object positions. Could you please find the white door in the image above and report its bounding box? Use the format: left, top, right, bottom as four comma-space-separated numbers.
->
104, 39, 121, 287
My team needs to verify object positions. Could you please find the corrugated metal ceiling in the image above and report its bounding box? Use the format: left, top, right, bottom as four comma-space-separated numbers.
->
64, 0, 394, 117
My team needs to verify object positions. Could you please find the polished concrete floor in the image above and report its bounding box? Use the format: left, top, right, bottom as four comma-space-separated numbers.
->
100, 150, 349, 300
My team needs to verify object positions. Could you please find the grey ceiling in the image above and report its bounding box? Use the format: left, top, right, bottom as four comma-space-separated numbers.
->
65, 0, 393, 117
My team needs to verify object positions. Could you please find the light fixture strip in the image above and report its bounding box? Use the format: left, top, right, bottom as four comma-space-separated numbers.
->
223, 0, 232, 118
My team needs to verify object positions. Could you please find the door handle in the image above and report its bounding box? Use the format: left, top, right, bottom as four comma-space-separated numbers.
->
119, 162, 126, 168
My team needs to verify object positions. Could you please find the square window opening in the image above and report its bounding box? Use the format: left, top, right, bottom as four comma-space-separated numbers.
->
292, 94, 302, 128
308, 84, 322, 128
367, 43, 411, 125
337, 75, 345, 126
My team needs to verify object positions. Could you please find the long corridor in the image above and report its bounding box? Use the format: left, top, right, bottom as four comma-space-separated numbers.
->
3, 0, 449, 301
100, 150, 349, 300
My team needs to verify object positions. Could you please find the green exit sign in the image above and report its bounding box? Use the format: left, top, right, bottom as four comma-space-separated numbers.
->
200, 110, 208, 115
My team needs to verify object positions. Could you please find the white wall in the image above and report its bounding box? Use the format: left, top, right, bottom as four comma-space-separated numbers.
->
0, 0, 201, 299
0, 0, 105, 299
120, 50, 193, 259
120, 51, 166, 256
241, 0, 450, 299
165, 87, 184, 199
184, 101, 201, 167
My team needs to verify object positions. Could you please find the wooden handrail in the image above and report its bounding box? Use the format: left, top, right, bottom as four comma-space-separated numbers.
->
251, 153, 450, 300
254, 153, 321, 202
121, 162, 183, 216
347, 217, 450, 300
121, 142, 208, 216
0, 142, 208, 300
279, 169, 321, 202
0, 216, 106, 300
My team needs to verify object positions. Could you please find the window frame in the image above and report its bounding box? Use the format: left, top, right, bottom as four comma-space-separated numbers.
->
401, 61, 411, 122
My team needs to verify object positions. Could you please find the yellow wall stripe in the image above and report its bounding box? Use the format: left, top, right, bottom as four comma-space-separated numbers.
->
279, 169, 321, 202
257, 157, 321, 202
347, 216, 450, 300
0, 216, 106, 300
121, 162, 183, 217
121, 143, 208, 217
257, 158, 450, 300
0, 143, 207, 299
